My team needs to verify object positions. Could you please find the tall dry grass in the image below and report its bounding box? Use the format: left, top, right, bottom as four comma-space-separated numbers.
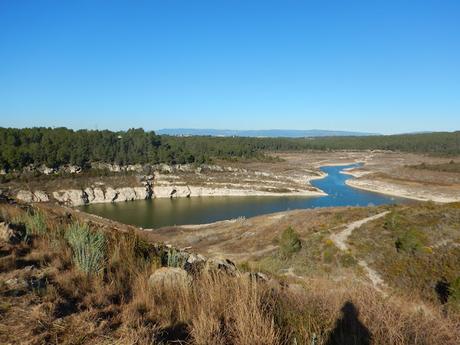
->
122, 271, 280, 345
121, 270, 460, 345
2, 203, 460, 345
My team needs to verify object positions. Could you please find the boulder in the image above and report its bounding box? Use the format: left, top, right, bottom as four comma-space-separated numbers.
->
67, 165, 82, 174
126, 164, 143, 172
148, 267, 190, 290
205, 257, 238, 275
43, 167, 56, 175
16, 190, 34, 203
184, 253, 207, 273
159, 164, 173, 173
109, 164, 122, 172
37, 165, 55, 175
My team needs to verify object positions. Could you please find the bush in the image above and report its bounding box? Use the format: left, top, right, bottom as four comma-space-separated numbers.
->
21, 210, 47, 240
395, 228, 426, 254
65, 222, 106, 275
279, 227, 302, 258
165, 247, 183, 268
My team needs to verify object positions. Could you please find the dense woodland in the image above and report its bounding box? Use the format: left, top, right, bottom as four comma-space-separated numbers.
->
0, 127, 459, 171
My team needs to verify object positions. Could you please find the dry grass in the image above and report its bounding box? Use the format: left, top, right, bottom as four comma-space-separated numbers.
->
1, 202, 460, 344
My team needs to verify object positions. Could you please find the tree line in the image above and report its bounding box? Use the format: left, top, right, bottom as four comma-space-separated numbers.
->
1, 127, 459, 171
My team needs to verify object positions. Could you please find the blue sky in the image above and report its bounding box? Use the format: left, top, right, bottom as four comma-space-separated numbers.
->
0, 1, 459, 134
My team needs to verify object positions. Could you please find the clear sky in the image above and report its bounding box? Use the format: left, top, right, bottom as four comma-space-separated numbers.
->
0, 1, 459, 134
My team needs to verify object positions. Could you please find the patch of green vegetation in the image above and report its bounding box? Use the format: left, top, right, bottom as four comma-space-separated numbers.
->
237, 260, 252, 272
14, 210, 47, 241
339, 252, 357, 268
395, 228, 427, 254
165, 247, 185, 268
279, 226, 302, 258
65, 222, 106, 275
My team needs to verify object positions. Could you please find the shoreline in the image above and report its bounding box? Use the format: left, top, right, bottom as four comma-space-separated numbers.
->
313, 160, 365, 168
152, 187, 327, 199
345, 179, 460, 203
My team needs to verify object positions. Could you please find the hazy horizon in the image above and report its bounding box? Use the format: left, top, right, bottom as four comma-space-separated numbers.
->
1, 125, 459, 137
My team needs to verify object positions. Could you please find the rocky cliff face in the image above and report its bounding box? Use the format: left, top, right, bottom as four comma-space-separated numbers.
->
16, 179, 154, 206
13, 162, 325, 206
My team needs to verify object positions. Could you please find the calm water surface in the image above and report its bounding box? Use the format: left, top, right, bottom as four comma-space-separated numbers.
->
80, 164, 408, 228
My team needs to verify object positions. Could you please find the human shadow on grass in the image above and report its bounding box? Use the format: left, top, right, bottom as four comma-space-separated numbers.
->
326, 301, 372, 345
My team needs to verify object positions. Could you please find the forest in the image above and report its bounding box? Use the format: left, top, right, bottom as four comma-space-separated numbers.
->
1, 127, 459, 171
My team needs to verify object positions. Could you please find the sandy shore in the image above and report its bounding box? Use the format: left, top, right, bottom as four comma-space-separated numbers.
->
346, 178, 460, 203
153, 187, 327, 199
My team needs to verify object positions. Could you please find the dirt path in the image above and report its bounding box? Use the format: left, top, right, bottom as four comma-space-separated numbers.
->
330, 211, 389, 291
330, 211, 389, 251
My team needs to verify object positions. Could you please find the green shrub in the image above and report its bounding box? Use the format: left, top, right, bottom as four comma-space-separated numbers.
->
395, 228, 426, 254
65, 222, 106, 275
279, 227, 302, 258
164, 247, 186, 268
339, 253, 357, 268
21, 211, 47, 240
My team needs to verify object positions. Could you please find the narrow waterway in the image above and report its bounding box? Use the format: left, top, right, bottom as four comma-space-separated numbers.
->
80, 164, 408, 228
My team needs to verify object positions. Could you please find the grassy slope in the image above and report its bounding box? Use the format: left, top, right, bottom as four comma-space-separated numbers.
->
349, 202, 460, 305
1, 202, 460, 344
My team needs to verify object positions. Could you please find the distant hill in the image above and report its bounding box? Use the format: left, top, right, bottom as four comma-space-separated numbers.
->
156, 128, 378, 137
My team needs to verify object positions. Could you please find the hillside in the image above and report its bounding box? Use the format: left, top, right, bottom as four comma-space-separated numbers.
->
1, 200, 460, 344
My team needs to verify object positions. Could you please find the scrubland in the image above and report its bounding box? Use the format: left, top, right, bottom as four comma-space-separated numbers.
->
1, 201, 460, 344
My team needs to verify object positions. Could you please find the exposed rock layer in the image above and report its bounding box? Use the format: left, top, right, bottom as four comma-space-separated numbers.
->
17, 181, 154, 206
13, 163, 326, 206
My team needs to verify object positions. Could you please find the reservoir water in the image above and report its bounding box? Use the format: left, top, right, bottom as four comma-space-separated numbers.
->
80, 164, 408, 228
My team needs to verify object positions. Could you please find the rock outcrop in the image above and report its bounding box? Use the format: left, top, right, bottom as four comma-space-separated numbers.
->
15, 176, 154, 206
52, 183, 154, 206
90, 162, 145, 173
13, 161, 325, 205
16, 190, 50, 203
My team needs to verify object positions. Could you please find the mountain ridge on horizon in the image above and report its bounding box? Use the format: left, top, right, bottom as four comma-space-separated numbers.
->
156, 128, 379, 138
